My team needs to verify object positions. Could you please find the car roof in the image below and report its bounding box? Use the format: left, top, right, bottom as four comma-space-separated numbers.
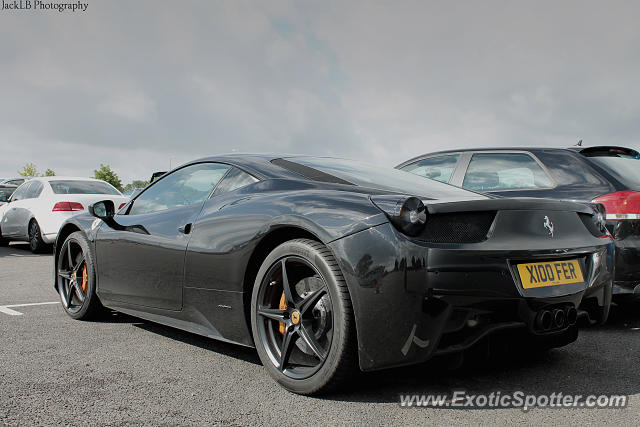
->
179, 153, 351, 180
31, 176, 108, 182
397, 145, 639, 167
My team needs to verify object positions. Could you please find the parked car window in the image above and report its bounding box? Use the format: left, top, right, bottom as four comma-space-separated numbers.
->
9, 182, 32, 201
213, 167, 258, 196
25, 181, 44, 198
399, 155, 460, 183
130, 163, 230, 215
588, 157, 640, 191
533, 151, 608, 187
50, 180, 121, 195
463, 153, 554, 191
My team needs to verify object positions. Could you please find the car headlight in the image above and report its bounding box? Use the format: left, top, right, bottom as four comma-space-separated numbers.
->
371, 195, 427, 236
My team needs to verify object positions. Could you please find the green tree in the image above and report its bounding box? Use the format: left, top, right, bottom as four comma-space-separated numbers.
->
123, 180, 149, 194
18, 162, 39, 177
93, 164, 123, 191
44, 169, 56, 176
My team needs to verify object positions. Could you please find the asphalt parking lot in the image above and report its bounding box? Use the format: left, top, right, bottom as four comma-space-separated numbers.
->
1, 243, 638, 425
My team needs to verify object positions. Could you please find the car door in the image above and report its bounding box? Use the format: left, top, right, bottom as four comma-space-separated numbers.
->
183, 166, 260, 292
2, 181, 33, 237
95, 162, 231, 311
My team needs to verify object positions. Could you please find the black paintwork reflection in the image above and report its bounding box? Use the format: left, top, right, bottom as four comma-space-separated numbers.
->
329, 220, 613, 371
95, 204, 204, 310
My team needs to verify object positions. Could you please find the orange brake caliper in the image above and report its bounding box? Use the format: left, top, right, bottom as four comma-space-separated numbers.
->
278, 293, 287, 335
81, 264, 88, 293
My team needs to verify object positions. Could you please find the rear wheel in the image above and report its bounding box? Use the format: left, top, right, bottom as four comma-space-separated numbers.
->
28, 220, 48, 253
57, 231, 105, 320
251, 239, 357, 395
0, 225, 8, 246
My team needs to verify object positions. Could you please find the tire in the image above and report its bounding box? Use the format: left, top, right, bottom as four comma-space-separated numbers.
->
0, 225, 8, 246
28, 220, 48, 253
56, 231, 105, 320
250, 238, 357, 395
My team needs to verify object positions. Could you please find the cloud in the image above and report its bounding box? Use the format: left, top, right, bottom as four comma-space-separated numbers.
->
98, 92, 157, 121
0, 0, 639, 183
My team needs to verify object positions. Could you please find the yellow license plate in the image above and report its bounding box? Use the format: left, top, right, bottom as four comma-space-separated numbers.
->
517, 259, 584, 289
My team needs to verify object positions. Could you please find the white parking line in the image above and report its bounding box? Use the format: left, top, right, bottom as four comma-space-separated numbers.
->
0, 301, 60, 316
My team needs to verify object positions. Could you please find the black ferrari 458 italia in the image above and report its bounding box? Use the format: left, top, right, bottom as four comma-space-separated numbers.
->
54, 155, 614, 394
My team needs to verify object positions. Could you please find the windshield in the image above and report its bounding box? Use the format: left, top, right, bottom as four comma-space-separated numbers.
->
284, 157, 486, 201
49, 180, 121, 195
588, 157, 640, 190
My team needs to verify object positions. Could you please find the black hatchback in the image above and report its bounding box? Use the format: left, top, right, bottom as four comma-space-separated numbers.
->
397, 146, 640, 299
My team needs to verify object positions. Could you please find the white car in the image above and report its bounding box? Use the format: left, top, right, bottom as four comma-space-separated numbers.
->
0, 177, 127, 252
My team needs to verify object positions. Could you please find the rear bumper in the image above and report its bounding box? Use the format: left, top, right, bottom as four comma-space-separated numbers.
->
329, 222, 614, 371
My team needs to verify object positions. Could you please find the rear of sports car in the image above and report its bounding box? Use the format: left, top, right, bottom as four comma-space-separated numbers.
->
327, 197, 613, 372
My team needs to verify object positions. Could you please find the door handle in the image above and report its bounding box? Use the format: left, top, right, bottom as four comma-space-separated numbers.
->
178, 223, 192, 234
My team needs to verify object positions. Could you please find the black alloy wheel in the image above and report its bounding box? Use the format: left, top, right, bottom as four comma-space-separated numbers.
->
251, 239, 356, 395
57, 232, 104, 319
256, 256, 333, 379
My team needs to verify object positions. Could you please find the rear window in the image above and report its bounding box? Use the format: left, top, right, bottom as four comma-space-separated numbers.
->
588, 157, 640, 190
278, 157, 485, 201
50, 180, 121, 195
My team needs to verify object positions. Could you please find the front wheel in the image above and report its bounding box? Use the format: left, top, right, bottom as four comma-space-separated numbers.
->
56, 231, 105, 320
251, 239, 357, 395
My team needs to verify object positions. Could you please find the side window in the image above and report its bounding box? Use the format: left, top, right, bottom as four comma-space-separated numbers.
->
399, 155, 460, 183
7, 179, 24, 186
463, 153, 554, 192
536, 151, 609, 186
25, 181, 43, 198
129, 163, 230, 215
10, 182, 32, 201
213, 167, 258, 196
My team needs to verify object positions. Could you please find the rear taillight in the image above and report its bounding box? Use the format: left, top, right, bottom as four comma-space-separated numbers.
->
52, 202, 84, 212
592, 191, 640, 220
118, 203, 126, 210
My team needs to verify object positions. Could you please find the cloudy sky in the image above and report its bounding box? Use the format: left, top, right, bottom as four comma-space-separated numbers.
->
1, 0, 639, 183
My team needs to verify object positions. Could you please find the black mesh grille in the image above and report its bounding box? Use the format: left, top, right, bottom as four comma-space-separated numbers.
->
417, 211, 496, 243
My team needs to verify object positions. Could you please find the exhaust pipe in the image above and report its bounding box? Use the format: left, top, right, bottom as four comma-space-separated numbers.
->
565, 307, 578, 325
535, 310, 553, 331
553, 309, 566, 329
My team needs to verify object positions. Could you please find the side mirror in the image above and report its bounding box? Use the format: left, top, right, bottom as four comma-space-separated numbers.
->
88, 200, 115, 220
